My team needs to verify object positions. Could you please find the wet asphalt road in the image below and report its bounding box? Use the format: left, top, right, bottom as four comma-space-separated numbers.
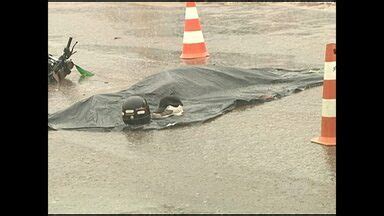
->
48, 2, 336, 213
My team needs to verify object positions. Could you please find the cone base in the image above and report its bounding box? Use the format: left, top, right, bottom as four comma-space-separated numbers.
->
180, 52, 209, 59
311, 136, 336, 146
181, 57, 208, 65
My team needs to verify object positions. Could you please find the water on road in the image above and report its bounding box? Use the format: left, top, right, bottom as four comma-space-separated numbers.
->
48, 2, 336, 213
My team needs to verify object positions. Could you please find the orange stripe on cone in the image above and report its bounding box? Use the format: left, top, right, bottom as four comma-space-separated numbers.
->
311, 43, 336, 146
321, 117, 336, 138
325, 44, 336, 62
181, 43, 208, 59
184, 19, 202, 32
323, 80, 336, 99
181, 2, 209, 60
186, 2, 196, 7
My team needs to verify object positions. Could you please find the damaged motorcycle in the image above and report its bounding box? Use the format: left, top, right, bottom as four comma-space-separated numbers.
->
48, 37, 94, 84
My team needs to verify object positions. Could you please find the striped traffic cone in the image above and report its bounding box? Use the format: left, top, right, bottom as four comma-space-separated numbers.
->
311, 43, 336, 146
180, 2, 209, 59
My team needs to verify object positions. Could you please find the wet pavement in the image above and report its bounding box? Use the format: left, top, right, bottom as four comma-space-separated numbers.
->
48, 2, 336, 213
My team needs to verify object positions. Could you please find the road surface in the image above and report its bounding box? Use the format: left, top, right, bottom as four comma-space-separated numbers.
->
48, 2, 336, 213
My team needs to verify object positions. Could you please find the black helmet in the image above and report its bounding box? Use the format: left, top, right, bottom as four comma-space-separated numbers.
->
122, 96, 151, 125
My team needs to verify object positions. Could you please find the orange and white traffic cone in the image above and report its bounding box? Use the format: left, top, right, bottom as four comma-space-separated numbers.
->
311, 43, 336, 146
180, 2, 209, 60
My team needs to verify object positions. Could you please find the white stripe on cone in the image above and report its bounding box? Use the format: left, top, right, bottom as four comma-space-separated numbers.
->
183, 31, 205, 44
185, 7, 199, 19
321, 99, 336, 117
324, 61, 336, 80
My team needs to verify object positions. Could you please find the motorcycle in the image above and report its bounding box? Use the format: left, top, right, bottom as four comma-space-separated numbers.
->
48, 37, 93, 84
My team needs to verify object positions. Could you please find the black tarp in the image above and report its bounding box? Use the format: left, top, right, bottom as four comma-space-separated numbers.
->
48, 66, 323, 131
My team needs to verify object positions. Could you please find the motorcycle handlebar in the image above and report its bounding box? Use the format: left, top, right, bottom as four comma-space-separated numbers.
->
66, 37, 73, 50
